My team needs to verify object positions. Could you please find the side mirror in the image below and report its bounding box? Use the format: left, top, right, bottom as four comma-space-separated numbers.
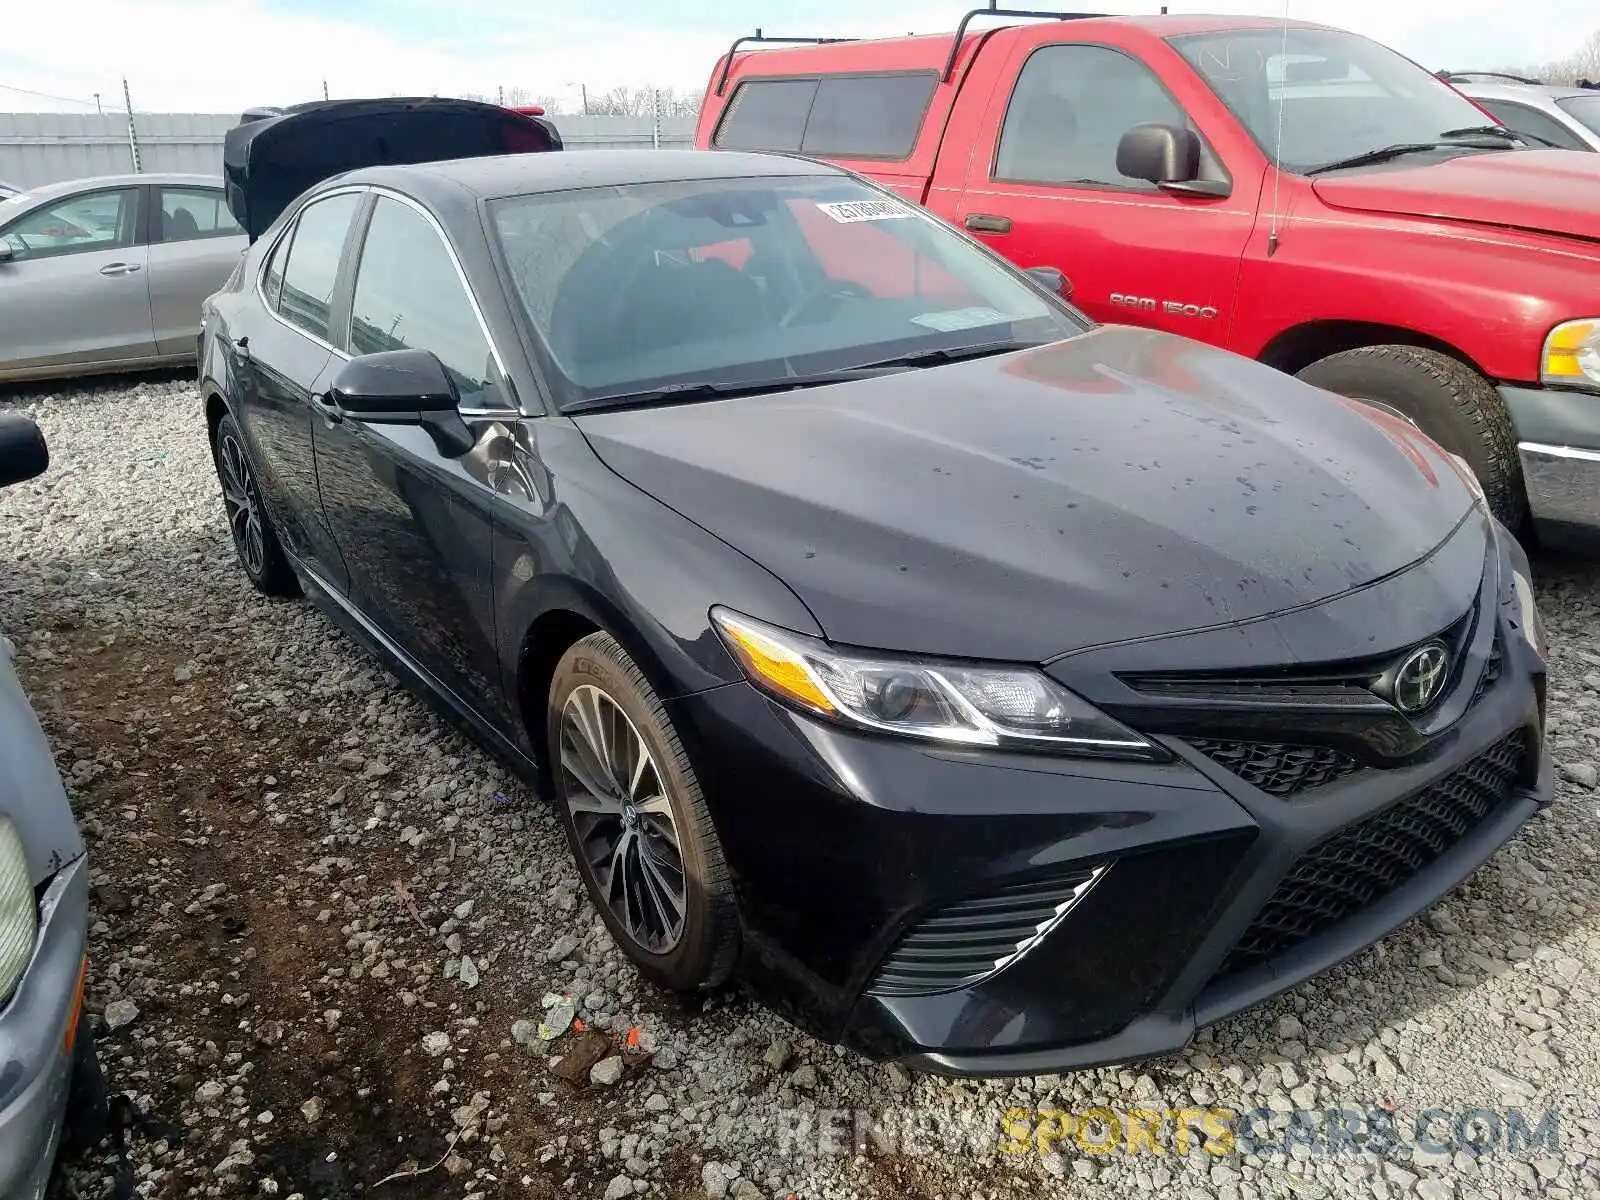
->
1116, 124, 1231, 198
0, 244, 15, 264
327, 349, 474, 457
1024, 265, 1073, 300
0, 414, 49, 488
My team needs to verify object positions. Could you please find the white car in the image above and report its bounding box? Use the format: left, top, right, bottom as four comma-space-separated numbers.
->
1442, 73, 1600, 152
0, 173, 247, 382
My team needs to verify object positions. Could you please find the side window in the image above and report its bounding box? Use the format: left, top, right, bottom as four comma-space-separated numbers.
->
276, 193, 361, 343
260, 234, 286, 310
1477, 100, 1588, 151
714, 79, 817, 151
158, 186, 244, 243
714, 74, 935, 159
348, 197, 495, 408
0, 187, 137, 261
996, 45, 1187, 188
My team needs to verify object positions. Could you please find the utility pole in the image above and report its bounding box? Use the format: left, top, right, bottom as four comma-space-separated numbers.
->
651, 87, 661, 149
93, 92, 102, 114
122, 77, 141, 173
581, 83, 589, 115
322, 79, 330, 101
497, 85, 504, 105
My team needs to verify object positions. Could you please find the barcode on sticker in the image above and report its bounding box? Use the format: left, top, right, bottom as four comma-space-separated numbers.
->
816, 200, 911, 223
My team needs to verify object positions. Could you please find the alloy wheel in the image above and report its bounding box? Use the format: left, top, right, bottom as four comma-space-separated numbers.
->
558, 684, 687, 953
218, 433, 266, 578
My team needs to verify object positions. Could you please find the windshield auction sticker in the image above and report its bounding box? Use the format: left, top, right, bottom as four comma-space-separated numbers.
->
816, 200, 911, 223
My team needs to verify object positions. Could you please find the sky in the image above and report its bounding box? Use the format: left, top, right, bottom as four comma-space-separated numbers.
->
1, 0, 1594, 115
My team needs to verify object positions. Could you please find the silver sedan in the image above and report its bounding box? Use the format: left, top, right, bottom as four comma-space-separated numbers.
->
0, 173, 247, 382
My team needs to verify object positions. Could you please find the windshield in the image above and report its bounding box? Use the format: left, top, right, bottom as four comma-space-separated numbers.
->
487, 175, 1084, 408
1557, 95, 1600, 137
1173, 27, 1504, 174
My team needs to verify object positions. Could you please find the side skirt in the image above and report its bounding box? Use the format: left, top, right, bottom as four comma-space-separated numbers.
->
290, 556, 543, 789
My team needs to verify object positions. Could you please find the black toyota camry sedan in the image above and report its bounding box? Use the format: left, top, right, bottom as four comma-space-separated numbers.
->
198, 106, 1551, 1076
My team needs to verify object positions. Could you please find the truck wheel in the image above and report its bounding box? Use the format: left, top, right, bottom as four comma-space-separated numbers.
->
1295, 345, 1529, 532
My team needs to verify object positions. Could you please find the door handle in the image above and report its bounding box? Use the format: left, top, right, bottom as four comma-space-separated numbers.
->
964, 213, 1012, 234
99, 262, 142, 276
313, 391, 344, 424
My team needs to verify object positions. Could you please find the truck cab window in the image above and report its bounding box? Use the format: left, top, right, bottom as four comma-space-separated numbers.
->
996, 45, 1186, 188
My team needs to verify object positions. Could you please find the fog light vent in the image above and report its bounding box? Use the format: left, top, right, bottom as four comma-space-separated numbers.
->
867, 866, 1106, 998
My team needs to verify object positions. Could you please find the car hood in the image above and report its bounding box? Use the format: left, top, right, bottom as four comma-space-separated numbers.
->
223, 97, 562, 241
576, 327, 1481, 663
1311, 149, 1600, 242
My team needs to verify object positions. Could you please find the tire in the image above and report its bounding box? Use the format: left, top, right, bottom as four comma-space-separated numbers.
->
211, 411, 299, 597
1295, 345, 1530, 533
547, 632, 739, 991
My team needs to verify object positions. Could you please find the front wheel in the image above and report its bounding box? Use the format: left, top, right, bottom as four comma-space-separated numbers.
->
1295, 345, 1529, 533
546, 632, 739, 992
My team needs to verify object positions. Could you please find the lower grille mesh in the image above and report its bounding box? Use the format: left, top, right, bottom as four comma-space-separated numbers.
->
868, 869, 1101, 997
1188, 739, 1364, 797
1214, 730, 1528, 980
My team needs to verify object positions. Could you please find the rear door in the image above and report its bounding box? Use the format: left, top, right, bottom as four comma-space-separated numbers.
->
229, 190, 363, 593
146, 183, 249, 354
950, 35, 1259, 343
0, 186, 155, 373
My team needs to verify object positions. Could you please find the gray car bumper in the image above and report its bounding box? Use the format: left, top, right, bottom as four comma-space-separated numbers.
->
1500, 383, 1600, 531
0, 854, 88, 1199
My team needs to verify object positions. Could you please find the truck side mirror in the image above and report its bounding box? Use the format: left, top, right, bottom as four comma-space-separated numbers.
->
1116, 124, 1232, 198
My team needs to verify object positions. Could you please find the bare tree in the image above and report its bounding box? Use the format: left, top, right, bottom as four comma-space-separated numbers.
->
1499, 30, 1600, 85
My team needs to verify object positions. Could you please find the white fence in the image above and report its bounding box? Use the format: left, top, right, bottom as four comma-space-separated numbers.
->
0, 112, 698, 189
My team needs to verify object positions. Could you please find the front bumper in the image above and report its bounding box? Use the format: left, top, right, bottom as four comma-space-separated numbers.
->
0, 855, 89, 1197
1500, 383, 1600, 532
671, 527, 1551, 1076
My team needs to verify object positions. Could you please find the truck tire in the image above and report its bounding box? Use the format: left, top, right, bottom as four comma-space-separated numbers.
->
1296, 345, 1529, 533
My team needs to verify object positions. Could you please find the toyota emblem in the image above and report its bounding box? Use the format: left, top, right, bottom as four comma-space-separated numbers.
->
1393, 642, 1451, 714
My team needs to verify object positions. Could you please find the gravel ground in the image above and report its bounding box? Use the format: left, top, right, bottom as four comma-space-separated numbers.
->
3, 374, 1600, 1200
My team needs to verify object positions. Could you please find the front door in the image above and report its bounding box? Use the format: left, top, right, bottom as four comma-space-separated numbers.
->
311, 194, 510, 729
0, 186, 155, 373
952, 39, 1260, 345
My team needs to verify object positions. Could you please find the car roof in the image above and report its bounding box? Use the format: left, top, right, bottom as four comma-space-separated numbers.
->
334, 149, 845, 201
11, 172, 222, 202
712, 15, 1344, 80
1459, 81, 1596, 102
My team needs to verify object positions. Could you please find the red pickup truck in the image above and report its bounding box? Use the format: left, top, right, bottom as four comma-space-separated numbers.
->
697, 10, 1600, 538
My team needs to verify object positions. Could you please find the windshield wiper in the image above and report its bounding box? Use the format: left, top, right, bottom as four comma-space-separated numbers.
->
848, 340, 1042, 371
1306, 138, 1513, 175
1440, 123, 1557, 148
564, 367, 902, 414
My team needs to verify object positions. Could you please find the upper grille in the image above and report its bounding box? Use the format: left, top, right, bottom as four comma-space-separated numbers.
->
1213, 729, 1528, 980
868, 868, 1103, 997
1188, 739, 1364, 798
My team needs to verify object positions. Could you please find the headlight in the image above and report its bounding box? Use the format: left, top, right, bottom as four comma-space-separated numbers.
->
711, 608, 1163, 760
0, 818, 37, 1004
1541, 319, 1600, 389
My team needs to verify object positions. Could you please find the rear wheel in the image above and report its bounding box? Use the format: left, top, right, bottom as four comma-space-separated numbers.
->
547, 632, 739, 991
211, 411, 299, 597
1295, 345, 1529, 532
